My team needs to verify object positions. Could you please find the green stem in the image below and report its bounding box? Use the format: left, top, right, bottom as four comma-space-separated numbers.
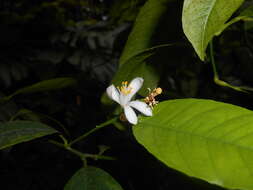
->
48, 117, 118, 165
209, 40, 218, 78
59, 135, 68, 146
49, 139, 115, 163
209, 41, 249, 93
83, 153, 116, 161
49, 139, 88, 166
69, 117, 118, 146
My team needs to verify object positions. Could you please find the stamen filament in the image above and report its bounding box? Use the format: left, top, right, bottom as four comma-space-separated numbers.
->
118, 81, 132, 95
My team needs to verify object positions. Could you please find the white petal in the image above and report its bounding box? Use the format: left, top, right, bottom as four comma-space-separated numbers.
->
123, 77, 143, 103
124, 106, 138, 125
106, 85, 120, 103
129, 100, 152, 116
119, 93, 129, 106
129, 77, 144, 95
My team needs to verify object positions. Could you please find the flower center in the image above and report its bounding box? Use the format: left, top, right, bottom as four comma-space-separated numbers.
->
118, 81, 132, 95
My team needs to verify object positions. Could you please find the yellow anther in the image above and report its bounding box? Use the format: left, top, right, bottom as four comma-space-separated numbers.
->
118, 81, 132, 95
144, 87, 162, 109
121, 81, 128, 86
155, 87, 162, 95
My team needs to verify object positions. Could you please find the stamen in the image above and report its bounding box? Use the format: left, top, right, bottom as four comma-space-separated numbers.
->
154, 87, 162, 95
119, 81, 132, 95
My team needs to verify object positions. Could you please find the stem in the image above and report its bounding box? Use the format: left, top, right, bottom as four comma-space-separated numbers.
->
83, 153, 116, 160
49, 140, 115, 163
49, 139, 66, 149
48, 117, 118, 165
208, 41, 248, 93
59, 135, 68, 146
49, 139, 88, 166
69, 117, 118, 146
209, 40, 218, 78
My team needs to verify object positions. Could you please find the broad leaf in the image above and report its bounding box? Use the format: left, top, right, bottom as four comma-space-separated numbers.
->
0, 121, 57, 150
133, 98, 253, 190
6, 77, 76, 100
114, 0, 173, 91
182, 0, 244, 60
119, 0, 173, 66
64, 166, 123, 190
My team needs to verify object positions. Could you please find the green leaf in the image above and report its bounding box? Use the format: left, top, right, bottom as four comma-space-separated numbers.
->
119, 0, 172, 66
113, 0, 173, 90
64, 166, 123, 190
112, 45, 172, 96
6, 77, 76, 100
0, 121, 57, 150
133, 98, 253, 190
182, 0, 244, 60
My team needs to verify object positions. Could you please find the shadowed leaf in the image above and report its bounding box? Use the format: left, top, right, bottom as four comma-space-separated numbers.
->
0, 120, 57, 150
64, 166, 123, 190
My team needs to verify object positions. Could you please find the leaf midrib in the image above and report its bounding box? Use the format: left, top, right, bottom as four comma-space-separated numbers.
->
201, 0, 217, 57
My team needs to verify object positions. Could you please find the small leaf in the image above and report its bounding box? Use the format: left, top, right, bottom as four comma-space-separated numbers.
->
0, 121, 57, 150
64, 166, 123, 190
7, 77, 76, 100
98, 145, 110, 156
134, 98, 253, 190
182, 0, 244, 60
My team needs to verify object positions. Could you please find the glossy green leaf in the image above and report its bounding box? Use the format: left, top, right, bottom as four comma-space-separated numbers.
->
182, 0, 244, 60
0, 121, 57, 150
64, 166, 123, 190
112, 45, 171, 96
112, 0, 173, 94
119, 0, 172, 66
6, 77, 76, 100
133, 98, 253, 190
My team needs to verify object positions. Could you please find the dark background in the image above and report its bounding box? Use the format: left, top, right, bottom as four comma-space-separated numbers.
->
1, 0, 253, 189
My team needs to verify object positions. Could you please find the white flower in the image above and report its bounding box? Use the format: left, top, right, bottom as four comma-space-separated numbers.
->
106, 77, 152, 125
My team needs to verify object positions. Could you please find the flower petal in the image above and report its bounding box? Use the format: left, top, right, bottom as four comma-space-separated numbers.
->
119, 93, 129, 106
129, 77, 144, 96
124, 106, 138, 125
122, 77, 143, 104
129, 100, 152, 116
106, 84, 120, 103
